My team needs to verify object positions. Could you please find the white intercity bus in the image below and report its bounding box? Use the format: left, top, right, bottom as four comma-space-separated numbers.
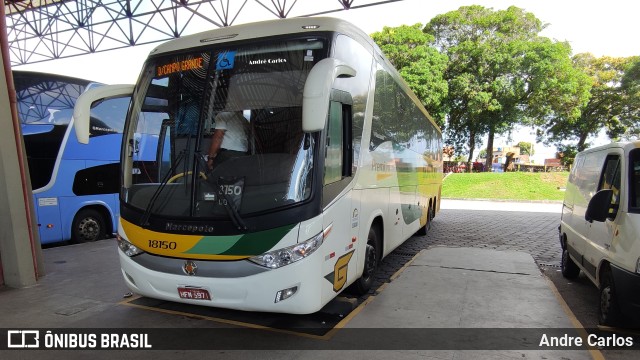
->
73, 17, 443, 314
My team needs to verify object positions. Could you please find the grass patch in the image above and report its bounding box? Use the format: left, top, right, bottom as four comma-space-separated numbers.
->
442, 172, 569, 201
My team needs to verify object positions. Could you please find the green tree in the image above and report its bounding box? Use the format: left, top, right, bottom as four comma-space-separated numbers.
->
424, 5, 589, 171
621, 57, 640, 138
556, 144, 578, 167
371, 24, 449, 127
517, 141, 534, 156
622, 57, 640, 96
539, 54, 639, 151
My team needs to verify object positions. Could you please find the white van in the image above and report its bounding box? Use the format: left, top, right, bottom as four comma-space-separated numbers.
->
559, 142, 640, 326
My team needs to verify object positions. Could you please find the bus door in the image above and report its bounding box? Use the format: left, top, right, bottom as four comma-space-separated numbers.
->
321, 94, 360, 299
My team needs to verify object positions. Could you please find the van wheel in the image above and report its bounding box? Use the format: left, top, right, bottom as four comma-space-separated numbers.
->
599, 270, 622, 326
350, 225, 380, 295
72, 209, 106, 243
561, 248, 580, 279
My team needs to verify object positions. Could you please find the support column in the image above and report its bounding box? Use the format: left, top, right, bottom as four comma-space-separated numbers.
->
0, 4, 43, 287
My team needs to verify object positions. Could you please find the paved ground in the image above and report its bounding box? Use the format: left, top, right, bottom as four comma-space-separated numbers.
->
368, 200, 563, 300
4, 199, 640, 359
367, 200, 639, 360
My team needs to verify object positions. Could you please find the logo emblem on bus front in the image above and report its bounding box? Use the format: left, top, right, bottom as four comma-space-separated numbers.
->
183, 260, 198, 276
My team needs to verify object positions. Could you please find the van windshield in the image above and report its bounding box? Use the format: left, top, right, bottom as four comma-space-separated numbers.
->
121, 37, 328, 220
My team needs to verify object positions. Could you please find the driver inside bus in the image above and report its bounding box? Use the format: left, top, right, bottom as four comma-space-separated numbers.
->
207, 110, 249, 170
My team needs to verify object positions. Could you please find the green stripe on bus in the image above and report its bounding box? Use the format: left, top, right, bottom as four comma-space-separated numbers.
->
220, 224, 296, 256
182, 234, 243, 255
182, 224, 296, 256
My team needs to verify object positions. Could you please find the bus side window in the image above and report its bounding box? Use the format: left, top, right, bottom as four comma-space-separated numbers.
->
89, 96, 129, 136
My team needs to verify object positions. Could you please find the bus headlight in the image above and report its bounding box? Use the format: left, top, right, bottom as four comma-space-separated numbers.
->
117, 235, 144, 257
249, 231, 324, 269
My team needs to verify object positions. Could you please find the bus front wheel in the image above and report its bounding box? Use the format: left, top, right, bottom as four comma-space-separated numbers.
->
350, 225, 380, 295
72, 209, 106, 243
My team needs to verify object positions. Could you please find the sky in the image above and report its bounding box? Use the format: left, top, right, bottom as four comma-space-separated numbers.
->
13, 0, 640, 162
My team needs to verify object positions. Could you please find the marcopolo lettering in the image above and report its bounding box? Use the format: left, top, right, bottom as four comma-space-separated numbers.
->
165, 222, 214, 233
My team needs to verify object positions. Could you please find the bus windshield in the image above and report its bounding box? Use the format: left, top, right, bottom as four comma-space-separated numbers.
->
122, 37, 328, 220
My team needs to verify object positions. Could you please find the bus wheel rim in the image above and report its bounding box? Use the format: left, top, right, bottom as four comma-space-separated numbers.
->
78, 218, 99, 240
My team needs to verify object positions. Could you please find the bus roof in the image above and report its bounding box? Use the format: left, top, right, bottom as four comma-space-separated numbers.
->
147, 16, 441, 134
149, 17, 376, 56
12, 70, 98, 86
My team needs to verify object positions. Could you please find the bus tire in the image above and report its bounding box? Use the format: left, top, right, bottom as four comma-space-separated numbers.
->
599, 269, 622, 326
415, 208, 431, 236
561, 247, 580, 279
351, 225, 380, 295
72, 208, 106, 243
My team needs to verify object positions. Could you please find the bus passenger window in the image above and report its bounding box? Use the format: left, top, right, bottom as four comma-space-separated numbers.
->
89, 96, 129, 136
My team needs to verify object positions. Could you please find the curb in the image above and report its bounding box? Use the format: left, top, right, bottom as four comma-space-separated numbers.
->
442, 197, 563, 204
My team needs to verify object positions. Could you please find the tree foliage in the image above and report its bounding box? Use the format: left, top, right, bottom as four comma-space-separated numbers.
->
517, 141, 534, 156
621, 57, 640, 138
423, 5, 590, 170
539, 54, 639, 151
370, 6, 638, 164
622, 57, 640, 95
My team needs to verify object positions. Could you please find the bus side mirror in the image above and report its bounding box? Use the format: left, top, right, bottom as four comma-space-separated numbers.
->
302, 58, 356, 133
73, 84, 134, 144
585, 189, 614, 223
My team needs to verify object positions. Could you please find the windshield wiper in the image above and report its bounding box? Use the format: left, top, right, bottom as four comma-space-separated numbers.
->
140, 150, 186, 226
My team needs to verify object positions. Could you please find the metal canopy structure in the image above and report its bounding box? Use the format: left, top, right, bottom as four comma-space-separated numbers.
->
4, 0, 403, 66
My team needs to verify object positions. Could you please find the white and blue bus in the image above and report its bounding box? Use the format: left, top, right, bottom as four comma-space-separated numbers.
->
15, 71, 130, 244
73, 17, 443, 313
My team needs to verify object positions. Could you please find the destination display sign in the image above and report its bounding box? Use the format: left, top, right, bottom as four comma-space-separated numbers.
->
157, 57, 204, 77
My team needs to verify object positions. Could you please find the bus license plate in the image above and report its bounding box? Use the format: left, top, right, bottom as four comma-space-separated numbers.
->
177, 286, 211, 300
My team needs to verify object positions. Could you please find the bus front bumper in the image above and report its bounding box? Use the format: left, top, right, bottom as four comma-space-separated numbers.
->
118, 250, 326, 314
